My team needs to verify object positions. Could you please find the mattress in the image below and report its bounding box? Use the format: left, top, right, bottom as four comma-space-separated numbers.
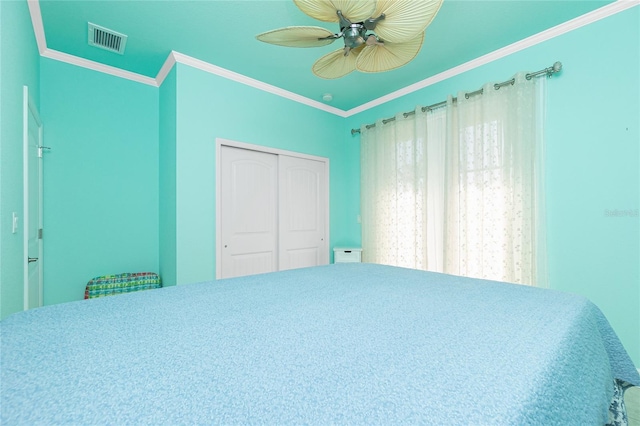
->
2, 263, 638, 424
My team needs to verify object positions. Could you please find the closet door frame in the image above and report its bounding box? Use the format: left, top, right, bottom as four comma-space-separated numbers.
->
215, 138, 330, 279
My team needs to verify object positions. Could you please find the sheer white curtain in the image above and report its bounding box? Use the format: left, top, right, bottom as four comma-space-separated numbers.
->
360, 106, 447, 271
360, 72, 547, 286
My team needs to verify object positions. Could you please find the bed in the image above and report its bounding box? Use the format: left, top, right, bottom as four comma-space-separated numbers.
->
2, 263, 638, 424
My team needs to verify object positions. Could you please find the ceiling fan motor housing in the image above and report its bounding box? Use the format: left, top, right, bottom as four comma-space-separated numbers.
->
343, 25, 366, 48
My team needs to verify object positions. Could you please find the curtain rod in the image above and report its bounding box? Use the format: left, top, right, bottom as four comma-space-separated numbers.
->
350, 61, 562, 135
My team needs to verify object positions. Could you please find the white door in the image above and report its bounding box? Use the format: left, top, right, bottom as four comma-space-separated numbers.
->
23, 86, 44, 310
278, 155, 328, 270
220, 146, 278, 278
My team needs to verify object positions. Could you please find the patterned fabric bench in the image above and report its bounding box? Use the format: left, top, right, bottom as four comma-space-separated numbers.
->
84, 272, 162, 299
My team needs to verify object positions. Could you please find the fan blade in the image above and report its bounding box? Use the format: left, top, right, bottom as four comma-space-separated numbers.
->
294, 0, 376, 23
256, 26, 337, 47
372, 0, 443, 43
355, 32, 423, 73
312, 45, 364, 79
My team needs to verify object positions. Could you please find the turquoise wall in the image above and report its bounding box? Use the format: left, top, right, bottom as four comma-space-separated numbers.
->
346, 7, 640, 366
159, 67, 177, 287
0, 0, 40, 319
40, 58, 159, 305
544, 8, 638, 368
172, 63, 361, 285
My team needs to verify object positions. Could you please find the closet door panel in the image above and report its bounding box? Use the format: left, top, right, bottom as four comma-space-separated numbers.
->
220, 146, 278, 278
279, 155, 328, 270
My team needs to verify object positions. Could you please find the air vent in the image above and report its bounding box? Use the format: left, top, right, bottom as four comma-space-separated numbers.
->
88, 22, 127, 55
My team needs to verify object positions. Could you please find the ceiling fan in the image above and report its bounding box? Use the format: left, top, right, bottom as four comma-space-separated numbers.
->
256, 0, 444, 79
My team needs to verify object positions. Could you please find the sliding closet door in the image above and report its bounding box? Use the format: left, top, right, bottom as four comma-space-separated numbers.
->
220, 146, 278, 278
278, 155, 328, 270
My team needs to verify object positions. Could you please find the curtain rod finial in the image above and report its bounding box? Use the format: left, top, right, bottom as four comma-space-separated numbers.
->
553, 61, 562, 73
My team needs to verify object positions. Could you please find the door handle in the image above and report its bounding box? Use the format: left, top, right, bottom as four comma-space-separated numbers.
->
28, 257, 38, 263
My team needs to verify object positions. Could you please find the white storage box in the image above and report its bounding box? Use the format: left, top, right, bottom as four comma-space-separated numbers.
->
333, 248, 362, 263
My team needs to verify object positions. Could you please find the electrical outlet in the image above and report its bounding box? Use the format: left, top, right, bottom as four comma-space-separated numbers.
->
12, 212, 18, 233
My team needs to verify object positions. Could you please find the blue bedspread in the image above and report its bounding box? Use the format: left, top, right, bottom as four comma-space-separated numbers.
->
2, 263, 638, 425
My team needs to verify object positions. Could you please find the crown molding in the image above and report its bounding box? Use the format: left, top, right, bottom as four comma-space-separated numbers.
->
155, 52, 177, 86
41, 49, 158, 87
170, 52, 348, 117
27, 0, 638, 116
27, 0, 46, 54
344, 0, 640, 117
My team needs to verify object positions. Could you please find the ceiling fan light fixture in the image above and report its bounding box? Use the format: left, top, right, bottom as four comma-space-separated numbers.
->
365, 35, 383, 46
257, 0, 444, 78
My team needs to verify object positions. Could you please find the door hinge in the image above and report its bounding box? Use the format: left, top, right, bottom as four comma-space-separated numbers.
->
37, 146, 51, 158
38, 228, 43, 239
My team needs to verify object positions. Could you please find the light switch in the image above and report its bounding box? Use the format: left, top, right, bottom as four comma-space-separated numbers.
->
12, 212, 18, 233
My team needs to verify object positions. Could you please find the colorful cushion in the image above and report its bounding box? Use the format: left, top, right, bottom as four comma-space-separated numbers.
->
84, 272, 161, 299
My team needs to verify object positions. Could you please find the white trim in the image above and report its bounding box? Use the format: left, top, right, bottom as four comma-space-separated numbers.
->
216, 138, 329, 163
23, 87, 30, 311
37, 115, 44, 308
27, 0, 639, 115
215, 140, 222, 280
173, 52, 348, 117
23, 86, 44, 311
155, 52, 177, 86
41, 49, 158, 87
344, 0, 640, 117
27, 0, 46, 54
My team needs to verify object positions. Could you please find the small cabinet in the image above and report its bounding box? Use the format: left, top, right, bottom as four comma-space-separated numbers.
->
333, 248, 362, 263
